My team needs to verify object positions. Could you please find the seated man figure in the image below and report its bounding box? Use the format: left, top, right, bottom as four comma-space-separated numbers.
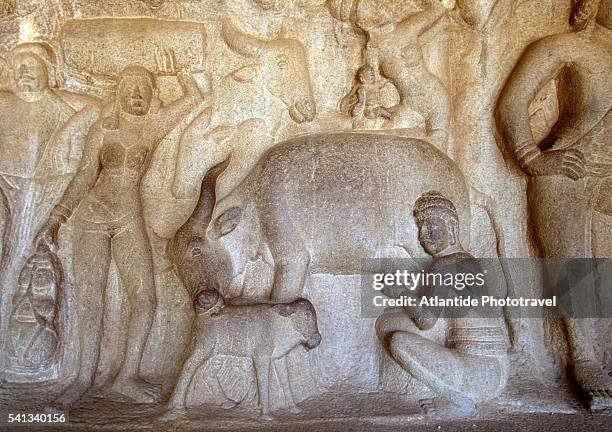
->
376, 191, 508, 415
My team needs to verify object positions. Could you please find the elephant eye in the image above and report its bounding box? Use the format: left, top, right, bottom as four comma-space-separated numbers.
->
277, 58, 288, 70
192, 247, 202, 257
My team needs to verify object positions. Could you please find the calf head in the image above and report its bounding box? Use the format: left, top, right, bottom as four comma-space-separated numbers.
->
169, 160, 234, 304
273, 299, 321, 351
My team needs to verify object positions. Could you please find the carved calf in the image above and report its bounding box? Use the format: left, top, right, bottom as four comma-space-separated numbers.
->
164, 293, 321, 420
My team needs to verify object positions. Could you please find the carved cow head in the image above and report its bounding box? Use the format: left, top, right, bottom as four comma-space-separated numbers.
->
169, 160, 236, 304
221, 19, 317, 123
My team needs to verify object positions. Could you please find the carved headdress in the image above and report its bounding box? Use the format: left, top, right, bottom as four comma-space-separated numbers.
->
571, 0, 601, 31
413, 191, 459, 225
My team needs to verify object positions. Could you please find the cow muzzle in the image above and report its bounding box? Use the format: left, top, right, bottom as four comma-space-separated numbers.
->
304, 333, 322, 350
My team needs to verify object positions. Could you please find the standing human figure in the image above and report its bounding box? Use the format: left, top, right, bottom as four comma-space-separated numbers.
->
0, 42, 100, 375
497, 0, 612, 409
38, 64, 204, 406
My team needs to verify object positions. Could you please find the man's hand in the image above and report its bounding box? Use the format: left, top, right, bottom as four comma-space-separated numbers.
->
524, 148, 587, 180
177, 69, 201, 97
35, 209, 66, 252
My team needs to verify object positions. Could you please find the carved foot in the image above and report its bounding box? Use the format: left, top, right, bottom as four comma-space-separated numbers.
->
289, 405, 302, 414
260, 413, 274, 421
54, 380, 90, 409
572, 359, 612, 410
420, 396, 476, 419
111, 376, 161, 404
159, 407, 187, 422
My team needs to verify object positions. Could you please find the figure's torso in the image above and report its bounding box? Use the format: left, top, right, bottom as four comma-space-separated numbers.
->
77, 116, 155, 222
0, 91, 69, 178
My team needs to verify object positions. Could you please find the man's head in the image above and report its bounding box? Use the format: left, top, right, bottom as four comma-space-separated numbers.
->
570, 0, 611, 31
116, 65, 157, 116
357, 65, 376, 84
413, 191, 460, 256
10, 42, 58, 93
596, 0, 612, 29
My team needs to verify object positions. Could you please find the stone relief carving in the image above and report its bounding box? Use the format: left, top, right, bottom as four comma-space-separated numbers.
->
173, 132, 470, 303
7, 243, 63, 377
339, 64, 398, 129
497, 0, 612, 410
0, 40, 100, 379
0, 1, 609, 430
376, 191, 509, 416
36, 58, 204, 406
164, 291, 321, 420
172, 18, 316, 205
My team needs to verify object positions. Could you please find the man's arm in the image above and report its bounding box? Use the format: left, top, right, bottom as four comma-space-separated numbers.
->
54, 121, 105, 217
497, 38, 565, 168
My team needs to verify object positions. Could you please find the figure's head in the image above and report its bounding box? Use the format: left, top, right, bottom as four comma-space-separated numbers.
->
570, 0, 610, 31
357, 65, 376, 84
10, 42, 58, 93
221, 19, 316, 123
413, 191, 460, 256
273, 299, 321, 351
116, 65, 156, 116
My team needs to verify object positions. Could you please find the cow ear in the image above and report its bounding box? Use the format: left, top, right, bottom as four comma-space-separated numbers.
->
213, 207, 242, 237
273, 303, 296, 317
230, 64, 260, 83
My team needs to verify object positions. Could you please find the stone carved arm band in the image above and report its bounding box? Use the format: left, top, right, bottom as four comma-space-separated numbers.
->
498, 38, 566, 169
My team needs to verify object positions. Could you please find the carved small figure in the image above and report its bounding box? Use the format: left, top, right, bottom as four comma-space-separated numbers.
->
497, 0, 612, 410
376, 192, 509, 416
162, 290, 321, 421
340, 64, 396, 128
7, 244, 62, 373
37, 62, 204, 406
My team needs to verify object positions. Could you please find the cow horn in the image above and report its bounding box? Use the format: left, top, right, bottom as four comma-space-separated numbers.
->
221, 18, 266, 58
190, 159, 230, 228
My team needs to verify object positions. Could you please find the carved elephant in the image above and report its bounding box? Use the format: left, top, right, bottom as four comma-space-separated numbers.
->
169, 132, 470, 303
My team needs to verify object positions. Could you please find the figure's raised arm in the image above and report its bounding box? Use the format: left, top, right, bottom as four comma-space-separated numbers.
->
152, 70, 207, 142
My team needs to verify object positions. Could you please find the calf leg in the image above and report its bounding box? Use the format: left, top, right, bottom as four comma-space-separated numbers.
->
273, 356, 301, 413
166, 342, 214, 411
253, 355, 272, 420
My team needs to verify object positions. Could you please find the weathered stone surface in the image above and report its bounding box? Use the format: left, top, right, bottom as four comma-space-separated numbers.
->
0, 0, 610, 430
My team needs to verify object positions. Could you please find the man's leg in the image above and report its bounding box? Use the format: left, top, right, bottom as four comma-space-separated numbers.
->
529, 176, 612, 409
55, 222, 111, 407
0, 184, 36, 374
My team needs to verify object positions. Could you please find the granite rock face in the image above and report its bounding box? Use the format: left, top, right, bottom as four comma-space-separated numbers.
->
0, 0, 610, 430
